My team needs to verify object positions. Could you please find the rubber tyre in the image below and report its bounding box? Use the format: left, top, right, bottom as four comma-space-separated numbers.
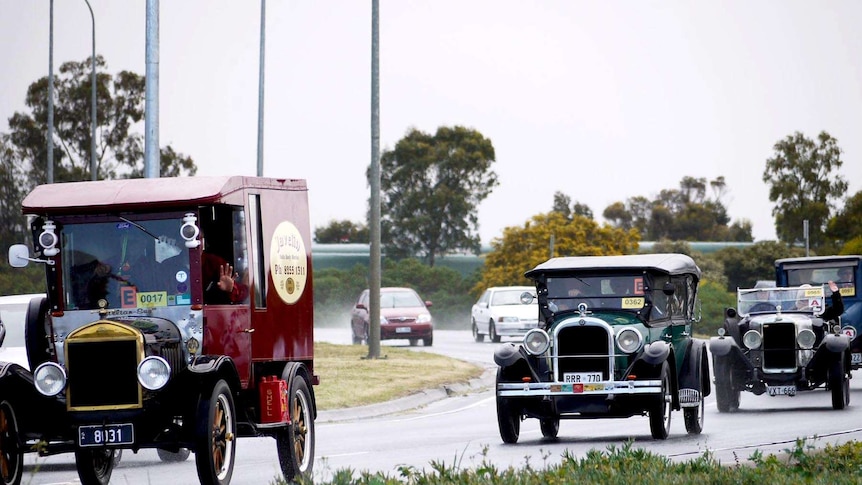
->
490, 322, 501, 343
830, 357, 850, 410
74, 449, 116, 485
539, 418, 559, 439
0, 401, 22, 485
194, 379, 236, 485
276, 376, 315, 482
351, 322, 361, 344
713, 356, 740, 413
472, 321, 484, 342
408, 338, 419, 346
683, 391, 705, 435
496, 369, 520, 444
157, 448, 191, 462
25, 296, 51, 371
423, 335, 433, 346
649, 362, 672, 440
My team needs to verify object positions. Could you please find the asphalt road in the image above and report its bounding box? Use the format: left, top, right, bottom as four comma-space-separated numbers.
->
19, 328, 862, 484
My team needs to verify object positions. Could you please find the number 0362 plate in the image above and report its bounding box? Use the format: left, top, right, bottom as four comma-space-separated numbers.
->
79, 423, 134, 447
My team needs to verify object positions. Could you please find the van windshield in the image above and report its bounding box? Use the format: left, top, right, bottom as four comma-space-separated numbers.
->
60, 217, 191, 310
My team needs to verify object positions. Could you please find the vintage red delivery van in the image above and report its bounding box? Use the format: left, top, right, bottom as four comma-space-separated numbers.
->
1, 176, 316, 485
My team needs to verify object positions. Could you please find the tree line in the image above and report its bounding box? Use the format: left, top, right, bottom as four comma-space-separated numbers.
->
1, 55, 858, 337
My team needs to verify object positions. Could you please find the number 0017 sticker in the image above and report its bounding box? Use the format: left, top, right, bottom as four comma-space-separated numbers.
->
270, 221, 308, 305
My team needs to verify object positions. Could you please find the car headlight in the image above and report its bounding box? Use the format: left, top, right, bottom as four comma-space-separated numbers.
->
743, 330, 762, 349
138, 356, 171, 390
417, 313, 431, 324
616, 327, 643, 354
380, 316, 388, 325
34, 362, 66, 396
498, 316, 519, 323
523, 329, 550, 355
796, 329, 816, 350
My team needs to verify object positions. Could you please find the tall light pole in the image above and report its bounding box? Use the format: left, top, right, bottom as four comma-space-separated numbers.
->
47, 0, 55, 184
84, 0, 97, 180
368, 0, 381, 359
144, 0, 160, 178
256, 0, 265, 177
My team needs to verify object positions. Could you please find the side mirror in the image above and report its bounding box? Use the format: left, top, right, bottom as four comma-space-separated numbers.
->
425, 301, 433, 308
356, 303, 367, 310
8, 244, 31, 268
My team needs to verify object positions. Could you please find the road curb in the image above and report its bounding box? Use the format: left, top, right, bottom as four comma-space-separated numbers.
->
317, 366, 495, 424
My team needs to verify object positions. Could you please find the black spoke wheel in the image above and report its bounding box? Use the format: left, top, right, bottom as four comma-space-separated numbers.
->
539, 418, 559, 439
0, 401, 22, 485
649, 362, 672, 440
496, 369, 520, 444
74, 448, 116, 485
276, 375, 315, 482
713, 355, 740, 413
157, 448, 191, 462
194, 379, 236, 485
830, 357, 850, 410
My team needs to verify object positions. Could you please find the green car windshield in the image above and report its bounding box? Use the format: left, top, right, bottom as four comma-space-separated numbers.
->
546, 275, 648, 313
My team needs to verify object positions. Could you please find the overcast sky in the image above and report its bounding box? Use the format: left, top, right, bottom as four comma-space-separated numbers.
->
2, 1, 861, 246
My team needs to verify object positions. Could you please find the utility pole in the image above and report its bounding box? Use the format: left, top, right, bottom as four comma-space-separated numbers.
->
47, 0, 55, 183
144, 0, 160, 178
85, 0, 97, 180
256, 0, 266, 177
368, 0, 381, 359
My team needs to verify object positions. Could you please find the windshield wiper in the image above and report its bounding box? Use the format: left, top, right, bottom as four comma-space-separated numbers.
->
118, 216, 159, 241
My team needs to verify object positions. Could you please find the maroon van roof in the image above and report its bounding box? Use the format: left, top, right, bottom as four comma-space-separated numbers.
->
22, 176, 307, 215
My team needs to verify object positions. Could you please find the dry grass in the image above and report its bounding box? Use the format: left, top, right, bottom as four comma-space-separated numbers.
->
312, 342, 484, 410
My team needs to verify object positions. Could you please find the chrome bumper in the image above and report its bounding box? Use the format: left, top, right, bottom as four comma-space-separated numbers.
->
497, 379, 662, 397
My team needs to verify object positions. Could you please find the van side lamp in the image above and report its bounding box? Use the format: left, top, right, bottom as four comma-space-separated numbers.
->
39, 220, 59, 256
181, 213, 201, 248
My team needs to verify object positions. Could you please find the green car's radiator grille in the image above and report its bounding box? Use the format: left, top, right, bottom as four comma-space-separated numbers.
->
555, 325, 611, 380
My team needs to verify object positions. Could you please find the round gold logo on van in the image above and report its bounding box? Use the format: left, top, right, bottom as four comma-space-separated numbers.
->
269, 222, 307, 304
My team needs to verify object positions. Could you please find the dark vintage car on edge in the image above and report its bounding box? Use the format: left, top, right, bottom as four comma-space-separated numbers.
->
709, 284, 851, 411
494, 254, 710, 443
775, 256, 862, 370
0, 176, 317, 485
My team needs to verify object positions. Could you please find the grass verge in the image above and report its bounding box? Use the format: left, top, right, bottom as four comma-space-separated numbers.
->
287, 437, 862, 484
313, 342, 485, 410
